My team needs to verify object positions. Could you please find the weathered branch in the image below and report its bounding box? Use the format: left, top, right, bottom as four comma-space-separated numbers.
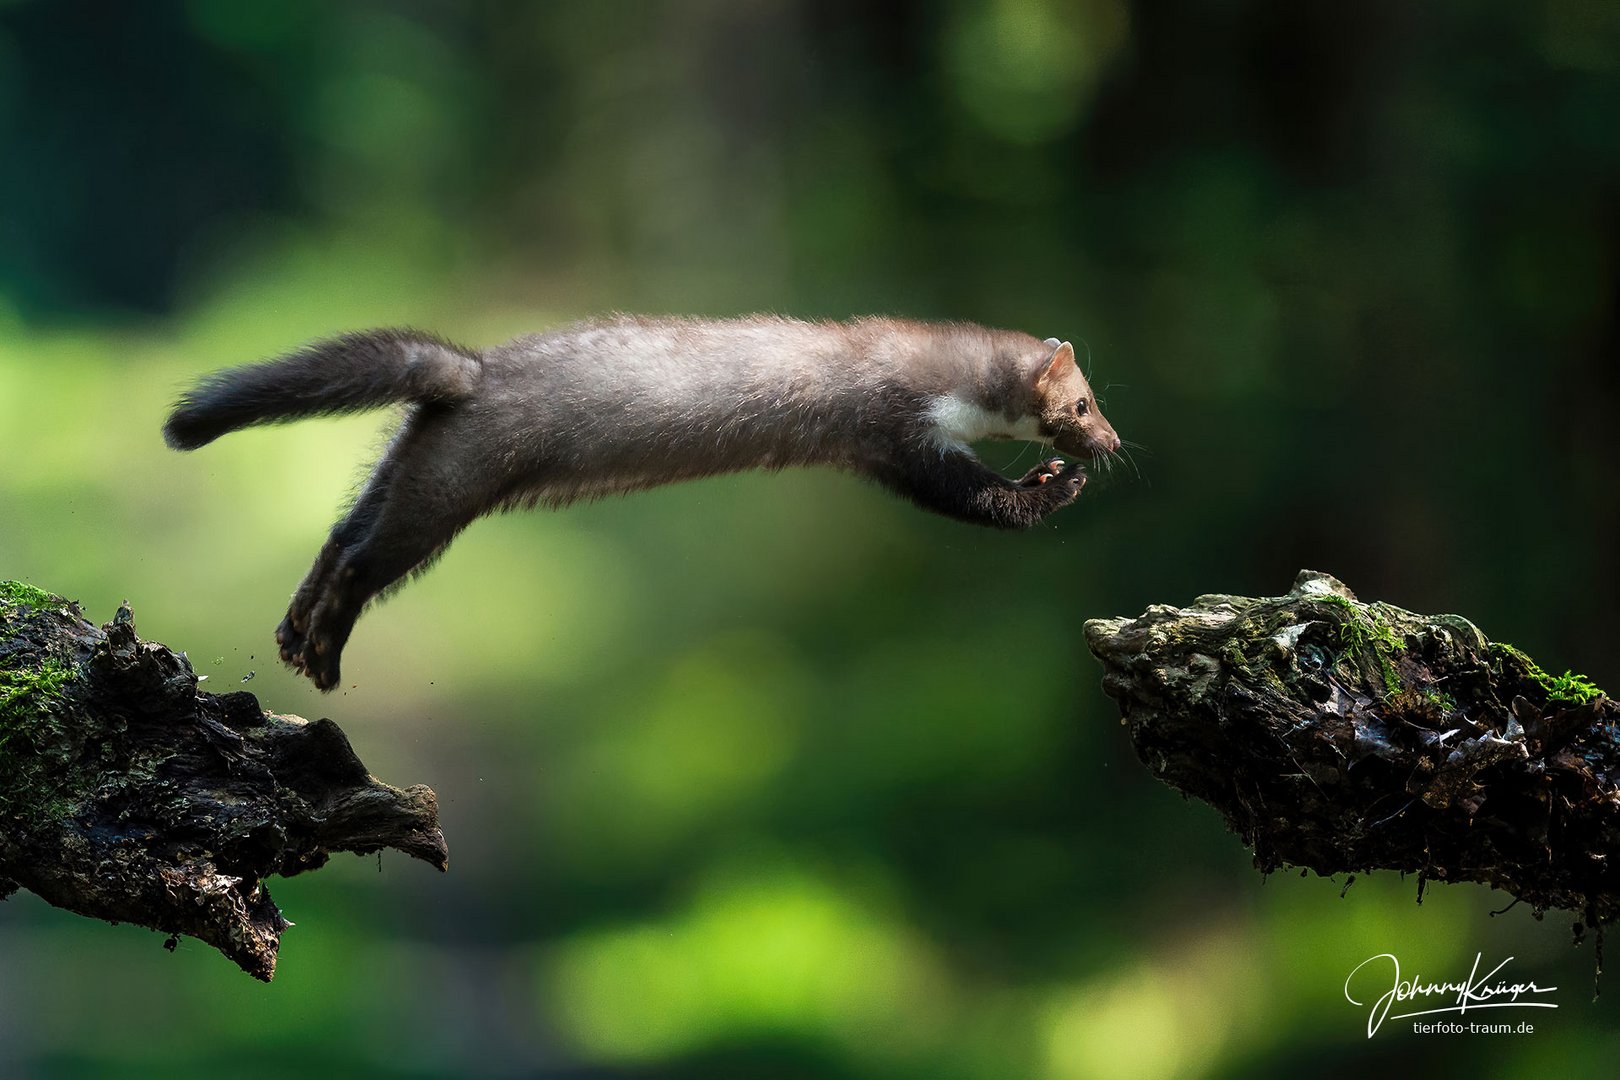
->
1085, 570, 1617, 924
0, 581, 448, 980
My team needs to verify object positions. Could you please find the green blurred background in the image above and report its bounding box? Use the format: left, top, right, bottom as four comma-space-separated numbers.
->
1, 0, 1617, 1076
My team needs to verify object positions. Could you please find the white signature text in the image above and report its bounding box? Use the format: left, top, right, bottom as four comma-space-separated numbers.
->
1344, 953, 1556, 1038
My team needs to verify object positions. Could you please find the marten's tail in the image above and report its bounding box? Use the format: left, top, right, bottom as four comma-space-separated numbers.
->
163, 328, 483, 450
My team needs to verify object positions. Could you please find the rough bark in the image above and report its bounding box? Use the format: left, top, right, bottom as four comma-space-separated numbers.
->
1085, 570, 1617, 926
0, 581, 447, 981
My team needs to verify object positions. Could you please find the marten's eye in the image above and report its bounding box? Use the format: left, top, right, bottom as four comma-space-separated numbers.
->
1075, 399, 1089, 416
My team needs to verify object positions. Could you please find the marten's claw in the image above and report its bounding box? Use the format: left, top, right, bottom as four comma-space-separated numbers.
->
305, 657, 340, 691
281, 637, 340, 690
1018, 458, 1068, 487
275, 611, 340, 689
275, 613, 305, 664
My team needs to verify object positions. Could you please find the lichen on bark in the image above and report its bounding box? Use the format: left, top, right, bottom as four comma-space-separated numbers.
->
1085, 570, 1618, 925
0, 582, 448, 980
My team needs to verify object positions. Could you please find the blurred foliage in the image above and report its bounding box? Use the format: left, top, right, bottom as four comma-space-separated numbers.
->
1, 0, 1618, 1076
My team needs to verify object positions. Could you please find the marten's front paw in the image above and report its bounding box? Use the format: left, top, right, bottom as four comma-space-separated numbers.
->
1018, 458, 1067, 487
1019, 459, 1086, 496
276, 613, 341, 690
276, 612, 306, 666
302, 645, 342, 692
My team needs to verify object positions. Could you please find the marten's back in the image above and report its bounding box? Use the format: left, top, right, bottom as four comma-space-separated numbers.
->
474, 315, 944, 491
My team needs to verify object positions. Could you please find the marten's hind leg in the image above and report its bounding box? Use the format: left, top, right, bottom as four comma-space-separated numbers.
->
275, 452, 399, 672
278, 412, 485, 690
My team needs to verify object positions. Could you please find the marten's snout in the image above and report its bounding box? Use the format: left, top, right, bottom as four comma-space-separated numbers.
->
1090, 407, 1122, 454
1072, 419, 1120, 457
1054, 427, 1117, 457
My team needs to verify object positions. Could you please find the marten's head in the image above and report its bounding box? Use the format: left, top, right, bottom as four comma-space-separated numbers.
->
1032, 340, 1120, 458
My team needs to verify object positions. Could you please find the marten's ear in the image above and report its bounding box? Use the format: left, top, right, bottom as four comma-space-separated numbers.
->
1036, 341, 1077, 389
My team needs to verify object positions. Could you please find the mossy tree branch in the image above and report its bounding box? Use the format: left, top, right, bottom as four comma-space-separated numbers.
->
1085, 570, 1617, 926
0, 581, 447, 981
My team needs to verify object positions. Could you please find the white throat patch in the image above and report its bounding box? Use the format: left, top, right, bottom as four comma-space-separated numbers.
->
926, 393, 1046, 451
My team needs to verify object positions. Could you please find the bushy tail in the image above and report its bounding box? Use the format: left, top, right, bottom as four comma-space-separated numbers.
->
163, 328, 483, 450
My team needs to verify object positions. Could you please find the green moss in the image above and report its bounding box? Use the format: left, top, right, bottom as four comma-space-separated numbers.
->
0, 582, 78, 809
1489, 642, 1605, 706
1418, 688, 1457, 712
1319, 593, 1403, 696
0, 656, 79, 815
0, 659, 74, 722
0, 581, 56, 613
1386, 686, 1455, 726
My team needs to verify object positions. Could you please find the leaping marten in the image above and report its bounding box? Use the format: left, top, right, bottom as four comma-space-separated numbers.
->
165, 315, 1122, 689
